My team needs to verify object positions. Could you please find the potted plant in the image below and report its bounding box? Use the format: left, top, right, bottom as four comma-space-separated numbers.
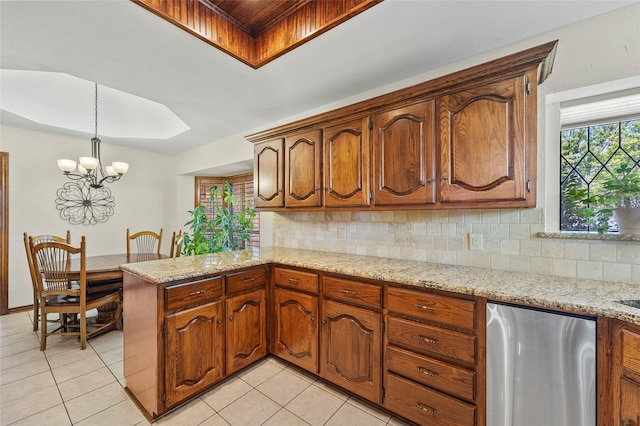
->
182, 181, 256, 255
567, 164, 640, 234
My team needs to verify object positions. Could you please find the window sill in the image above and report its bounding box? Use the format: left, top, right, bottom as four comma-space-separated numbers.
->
537, 232, 640, 242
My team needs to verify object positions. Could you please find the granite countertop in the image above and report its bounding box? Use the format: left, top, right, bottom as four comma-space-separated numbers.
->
121, 247, 640, 326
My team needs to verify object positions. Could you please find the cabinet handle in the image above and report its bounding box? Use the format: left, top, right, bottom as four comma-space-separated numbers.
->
189, 289, 206, 296
229, 316, 234, 321
341, 290, 356, 295
415, 403, 436, 415
242, 277, 255, 283
415, 304, 435, 311
288, 278, 299, 283
417, 367, 438, 378
417, 335, 437, 344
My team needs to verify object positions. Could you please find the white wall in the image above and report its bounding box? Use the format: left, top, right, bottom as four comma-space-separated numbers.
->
2, 126, 176, 308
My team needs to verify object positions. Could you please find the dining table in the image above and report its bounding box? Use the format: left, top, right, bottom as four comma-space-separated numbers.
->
68, 252, 167, 328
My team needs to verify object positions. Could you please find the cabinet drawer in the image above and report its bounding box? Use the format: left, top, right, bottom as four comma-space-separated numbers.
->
274, 267, 318, 294
622, 328, 640, 374
387, 287, 475, 330
322, 277, 381, 309
384, 373, 475, 426
387, 316, 475, 365
226, 267, 267, 295
165, 277, 222, 311
386, 346, 475, 402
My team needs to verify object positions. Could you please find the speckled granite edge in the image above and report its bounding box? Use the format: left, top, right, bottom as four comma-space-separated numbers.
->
537, 231, 640, 241
121, 247, 640, 326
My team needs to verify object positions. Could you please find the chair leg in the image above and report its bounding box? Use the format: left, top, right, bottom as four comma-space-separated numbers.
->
33, 297, 39, 331
40, 304, 47, 351
80, 311, 87, 350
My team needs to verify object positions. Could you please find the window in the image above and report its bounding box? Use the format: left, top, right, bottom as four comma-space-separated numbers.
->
195, 174, 260, 248
560, 112, 640, 231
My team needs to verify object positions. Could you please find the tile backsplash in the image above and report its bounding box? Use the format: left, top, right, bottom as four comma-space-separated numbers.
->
273, 209, 640, 283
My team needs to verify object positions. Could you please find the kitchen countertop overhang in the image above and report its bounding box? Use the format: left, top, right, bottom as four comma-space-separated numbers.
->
120, 247, 640, 326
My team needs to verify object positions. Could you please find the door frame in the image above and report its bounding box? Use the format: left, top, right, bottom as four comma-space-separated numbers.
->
1, 152, 8, 315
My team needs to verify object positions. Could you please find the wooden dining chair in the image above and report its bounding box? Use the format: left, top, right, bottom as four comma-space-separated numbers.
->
126, 228, 163, 256
23, 231, 71, 331
30, 236, 122, 350
169, 230, 183, 258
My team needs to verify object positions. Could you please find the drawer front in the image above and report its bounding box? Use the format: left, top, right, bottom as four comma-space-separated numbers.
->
226, 267, 267, 295
165, 277, 223, 311
387, 287, 475, 330
274, 267, 318, 294
384, 373, 475, 426
622, 328, 640, 374
387, 316, 475, 365
322, 276, 382, 309
386, 346, 475, 401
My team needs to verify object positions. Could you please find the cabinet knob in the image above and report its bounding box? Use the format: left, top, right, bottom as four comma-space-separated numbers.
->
217, 319, 222, 325
322, 319, 327, 325
310, 317, 315, 324
426, 178, 434, 183
621, 421, 631, 426
442, 175, 448, 181
229, 316, 234, 321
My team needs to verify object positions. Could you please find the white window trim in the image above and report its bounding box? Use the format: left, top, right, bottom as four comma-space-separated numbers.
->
543, 75, 640, 232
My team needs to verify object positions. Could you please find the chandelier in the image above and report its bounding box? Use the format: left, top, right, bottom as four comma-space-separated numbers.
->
56, 83, 129, 188
55, 83, 128, 225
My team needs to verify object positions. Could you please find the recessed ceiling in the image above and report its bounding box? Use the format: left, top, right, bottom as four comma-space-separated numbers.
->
132, 0, 383, 68
0, 1, 635, 156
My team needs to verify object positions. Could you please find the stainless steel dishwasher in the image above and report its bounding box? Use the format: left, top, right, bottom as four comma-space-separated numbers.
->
486, 302, 596, 426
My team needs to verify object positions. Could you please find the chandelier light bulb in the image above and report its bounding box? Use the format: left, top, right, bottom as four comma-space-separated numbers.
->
57, 159, 77, 173
112, 162, 129, 175
79, 156, 99, 171
105, 165, 118, 177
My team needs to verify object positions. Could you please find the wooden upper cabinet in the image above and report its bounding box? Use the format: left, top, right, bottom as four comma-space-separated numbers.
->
285, 129, 322, 207
254, 139, 284, 208
439, 71, 536, 206
323, 118, 370, 207
372, 101, 436, 206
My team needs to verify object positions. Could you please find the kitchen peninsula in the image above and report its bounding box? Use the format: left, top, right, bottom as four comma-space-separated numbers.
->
121, 247, 640, 424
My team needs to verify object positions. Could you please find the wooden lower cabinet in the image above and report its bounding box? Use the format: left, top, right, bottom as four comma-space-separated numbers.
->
320, 299, 382, 404
272, 287, 318, 373
621, 379, 640, 426
164, 301, 225, 408
385, 372, 475, 426
226, 288, 267, 375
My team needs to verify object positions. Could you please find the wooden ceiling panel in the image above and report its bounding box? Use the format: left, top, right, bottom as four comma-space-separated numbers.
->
132, 0, 383, 68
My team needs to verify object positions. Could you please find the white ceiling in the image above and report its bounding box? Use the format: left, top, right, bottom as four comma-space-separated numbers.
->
0, 0, 635, 156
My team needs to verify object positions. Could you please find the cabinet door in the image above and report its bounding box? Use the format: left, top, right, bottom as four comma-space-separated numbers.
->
324, 118, 370, 207
320, 299, 382, 404
165, 301, 225, 408
372, 101, 436, 206
226, 288, 267, 375
620, 378, 640, 426
285, 129, 322, 207
254, 139, 284, 208
439, 71, 535, 205
273, 287, 318, 373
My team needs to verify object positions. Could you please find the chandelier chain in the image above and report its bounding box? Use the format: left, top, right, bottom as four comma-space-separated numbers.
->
94, 83, 98, 139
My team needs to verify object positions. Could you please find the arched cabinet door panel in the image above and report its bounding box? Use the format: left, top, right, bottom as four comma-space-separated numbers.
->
439, 71, 536, 206
254, 139, 284, 208
285, 129, 322, 207
372, 101, 436, 206
324, 117, 371, 207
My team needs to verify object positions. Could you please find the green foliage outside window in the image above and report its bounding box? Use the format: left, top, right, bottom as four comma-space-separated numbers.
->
560, 120, 640, 232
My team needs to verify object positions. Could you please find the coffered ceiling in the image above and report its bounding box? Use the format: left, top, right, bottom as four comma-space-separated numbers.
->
133, 0, 382, 68
0, 1, 635, 156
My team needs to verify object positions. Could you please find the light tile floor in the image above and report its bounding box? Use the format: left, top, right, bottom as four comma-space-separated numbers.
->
0, 311, 411, 425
